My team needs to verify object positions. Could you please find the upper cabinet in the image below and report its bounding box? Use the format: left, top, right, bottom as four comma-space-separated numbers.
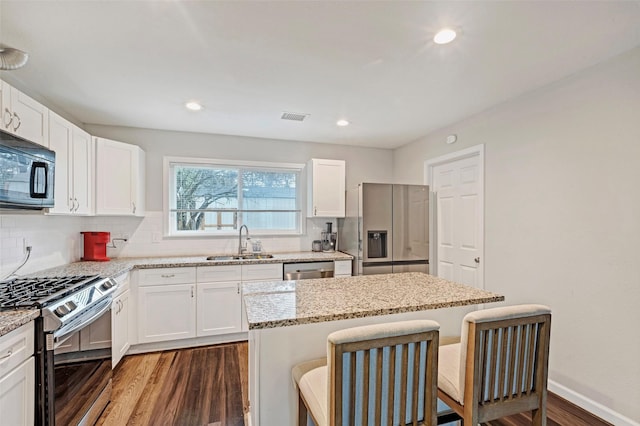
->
95, 137, 145, 216
48, 111, 94, 215
307, 158, 345, 218
1, 80, 49, 147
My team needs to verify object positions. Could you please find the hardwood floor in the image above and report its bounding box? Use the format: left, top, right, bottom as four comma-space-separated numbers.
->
96, 342, 248, 426
98, 341, 610, 426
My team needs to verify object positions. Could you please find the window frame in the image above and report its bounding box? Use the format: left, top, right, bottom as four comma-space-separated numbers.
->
163, 156, 305, 237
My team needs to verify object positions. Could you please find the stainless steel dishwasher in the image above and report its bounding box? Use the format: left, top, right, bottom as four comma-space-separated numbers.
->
283, 261, 334, 280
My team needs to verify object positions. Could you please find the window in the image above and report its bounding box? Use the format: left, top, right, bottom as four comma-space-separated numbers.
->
165, 157, 303, 236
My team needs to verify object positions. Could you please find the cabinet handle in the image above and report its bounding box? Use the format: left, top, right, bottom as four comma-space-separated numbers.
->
3, 108, 12, 128
73, 198, 79, 212
237, 284, 240, 295
69, 198, 74, 212
132, 202, 136, 214
0, 349, 12, 363
160, 274, 175, 278
191, 286, 194, 298
12, 112, 21, 131
314, 206, 317, 216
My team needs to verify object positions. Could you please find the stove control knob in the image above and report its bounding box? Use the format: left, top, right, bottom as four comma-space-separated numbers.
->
55, 305, 70, 317
65, 301, 78, 312
100, 280, 114, 291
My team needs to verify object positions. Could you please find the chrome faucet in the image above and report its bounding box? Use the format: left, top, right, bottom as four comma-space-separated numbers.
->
238, 225, 250, 255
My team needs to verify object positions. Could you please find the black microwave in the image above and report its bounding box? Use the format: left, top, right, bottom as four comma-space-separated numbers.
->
0, 129, 55, 209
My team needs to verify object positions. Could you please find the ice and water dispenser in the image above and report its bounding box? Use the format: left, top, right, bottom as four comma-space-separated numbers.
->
367, 230, 387, 258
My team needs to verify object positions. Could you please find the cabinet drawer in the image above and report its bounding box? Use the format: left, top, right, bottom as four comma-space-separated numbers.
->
334, 260, 352, 276
137, 267, 196, 286
0, 322, 34, 377
197, 265, 241, 283
242, 263, 283, 281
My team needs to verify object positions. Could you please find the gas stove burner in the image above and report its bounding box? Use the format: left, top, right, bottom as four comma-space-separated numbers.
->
0, 275, 102, 310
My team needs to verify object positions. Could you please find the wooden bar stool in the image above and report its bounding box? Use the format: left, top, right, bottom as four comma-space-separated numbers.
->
437, 304, 552, 425
293, 320, 440, 426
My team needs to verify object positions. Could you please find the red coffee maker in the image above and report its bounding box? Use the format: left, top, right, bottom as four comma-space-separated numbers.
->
81, 232, 111, 261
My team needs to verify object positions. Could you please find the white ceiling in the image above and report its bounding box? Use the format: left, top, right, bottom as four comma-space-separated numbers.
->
1, 1, 640, 149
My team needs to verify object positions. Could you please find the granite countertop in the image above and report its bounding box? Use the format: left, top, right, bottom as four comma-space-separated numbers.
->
0, 251, 352, 336
26, 251, 352, 278
243, 272, 505, 329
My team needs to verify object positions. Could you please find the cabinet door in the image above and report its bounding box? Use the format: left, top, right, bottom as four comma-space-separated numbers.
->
72, 127, 93, 215
196, 282, 242, 337
95, 137, 136, 215
47, 112, 74, 214
112, 289, 130, 368
138, 284, 196, 343
9, 85, 49, 147
307, 159, 346, 217
0, 357, 35, 426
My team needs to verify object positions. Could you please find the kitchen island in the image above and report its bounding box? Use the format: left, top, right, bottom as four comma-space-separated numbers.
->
243, 272, 504, 426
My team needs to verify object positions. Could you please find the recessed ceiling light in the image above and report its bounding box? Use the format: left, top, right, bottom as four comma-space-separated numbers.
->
434, 28, 457, 45
185, 101, 203, 111
336, 119, 350, 127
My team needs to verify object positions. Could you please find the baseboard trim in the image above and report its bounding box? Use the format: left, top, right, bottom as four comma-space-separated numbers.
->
548, 380, 639, 426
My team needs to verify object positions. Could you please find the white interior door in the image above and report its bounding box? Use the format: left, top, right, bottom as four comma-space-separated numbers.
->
426, 146, 484, 289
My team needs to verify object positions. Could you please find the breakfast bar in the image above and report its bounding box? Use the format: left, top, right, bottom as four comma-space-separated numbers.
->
243, 272, 504, 426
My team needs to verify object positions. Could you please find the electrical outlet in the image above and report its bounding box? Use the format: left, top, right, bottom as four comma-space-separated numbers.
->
23, 238, 29, 253
123, 233, 130, 240
152, 232, 162, 244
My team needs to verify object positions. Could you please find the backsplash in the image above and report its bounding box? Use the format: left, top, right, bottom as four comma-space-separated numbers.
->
0, 213, 84, 278
0, 211, 337, 278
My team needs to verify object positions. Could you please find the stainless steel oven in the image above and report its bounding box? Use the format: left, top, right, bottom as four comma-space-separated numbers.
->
0, 275, 116, 425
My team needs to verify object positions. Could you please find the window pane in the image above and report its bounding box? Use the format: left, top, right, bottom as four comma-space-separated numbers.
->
241, 170, 297, 230
174, 165, 238, 231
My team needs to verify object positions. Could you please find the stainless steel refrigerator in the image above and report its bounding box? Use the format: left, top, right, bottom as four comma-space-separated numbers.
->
338, 183, 429, 275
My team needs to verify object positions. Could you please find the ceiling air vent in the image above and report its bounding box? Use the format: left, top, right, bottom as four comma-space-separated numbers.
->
281, 112, 309, 122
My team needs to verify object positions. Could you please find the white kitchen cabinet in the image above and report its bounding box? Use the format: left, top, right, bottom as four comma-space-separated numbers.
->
112, 289, 130, 367
112, 272, 131, 367
334, 260, 352, 277
48, 111, 93, 215
307, 158, 346, 218
138, 284, 196, 343
196, 265, 242, 337
1, 79, 49, 147
197, 282, 242, 336
0, 322, 34, 426
137, 267, 196, 344
95, 137, 145, 216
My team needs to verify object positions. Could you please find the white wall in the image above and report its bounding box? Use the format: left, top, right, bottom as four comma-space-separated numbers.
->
83, 126, 393, 257
394, 47, 640, 423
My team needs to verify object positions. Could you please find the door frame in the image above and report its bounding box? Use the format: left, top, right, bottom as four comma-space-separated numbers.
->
424, 144, 485, 286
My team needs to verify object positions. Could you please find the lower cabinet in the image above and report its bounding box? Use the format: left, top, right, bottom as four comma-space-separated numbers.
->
196, 265, 242, 337
134, 264, 284, 345
197, 281, 242, 336
112, 288, 130, 367
0, 322, 35, 425
138, 283, 196, 343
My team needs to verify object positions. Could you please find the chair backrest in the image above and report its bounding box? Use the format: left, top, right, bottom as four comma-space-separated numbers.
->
326, 320, 440, 426
458, 304, 551, 422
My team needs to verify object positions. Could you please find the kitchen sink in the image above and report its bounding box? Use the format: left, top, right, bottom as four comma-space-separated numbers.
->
206, 254, 274, 261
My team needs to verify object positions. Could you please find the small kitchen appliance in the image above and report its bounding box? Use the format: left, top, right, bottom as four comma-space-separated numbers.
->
321, 222, 337, 252
81, 231, 111, 261
312, 240, 323, 252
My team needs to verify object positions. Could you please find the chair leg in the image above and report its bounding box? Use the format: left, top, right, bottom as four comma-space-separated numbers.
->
298, 393, 308, 426
531, 407, 546, 426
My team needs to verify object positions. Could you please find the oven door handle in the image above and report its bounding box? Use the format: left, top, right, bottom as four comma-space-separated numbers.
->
53, 297, 112, 346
